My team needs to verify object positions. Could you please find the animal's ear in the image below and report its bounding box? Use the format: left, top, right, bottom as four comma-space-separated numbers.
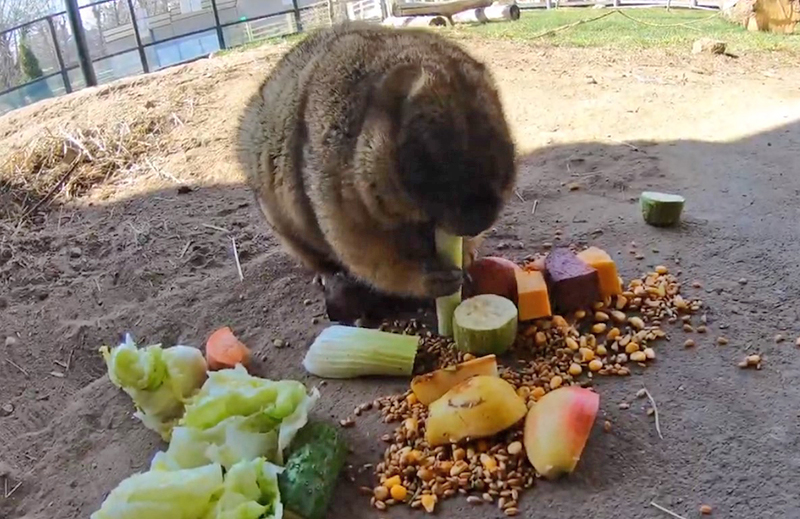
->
373, 63, 429, 116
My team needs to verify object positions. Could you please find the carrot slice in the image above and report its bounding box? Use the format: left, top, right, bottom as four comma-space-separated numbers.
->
206, 326, 252, 371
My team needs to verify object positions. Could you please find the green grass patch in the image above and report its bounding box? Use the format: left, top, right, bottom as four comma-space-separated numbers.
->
216, 32, 307, 56
457, 8, 800, 53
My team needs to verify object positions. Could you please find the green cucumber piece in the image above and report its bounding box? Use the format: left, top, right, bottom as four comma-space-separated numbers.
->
640, 191, 685, 227
435, 228, 464, 337
278, 421, 347, 519
453, 294, 518, 355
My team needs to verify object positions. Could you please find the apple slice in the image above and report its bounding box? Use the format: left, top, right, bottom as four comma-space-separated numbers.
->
464, 256, 520, 303
523, 386, 599, 479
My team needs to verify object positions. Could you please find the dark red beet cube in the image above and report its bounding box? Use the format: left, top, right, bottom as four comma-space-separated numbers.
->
544, 247, 600, 313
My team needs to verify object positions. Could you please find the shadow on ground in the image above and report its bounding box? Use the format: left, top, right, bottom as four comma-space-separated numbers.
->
1, 118, 799, 519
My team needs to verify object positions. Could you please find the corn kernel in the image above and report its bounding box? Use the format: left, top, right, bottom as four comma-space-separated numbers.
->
390, 485, 408, 501
421, 494, 437, 513
383, 475, 401, 489
480, 453, 498, 472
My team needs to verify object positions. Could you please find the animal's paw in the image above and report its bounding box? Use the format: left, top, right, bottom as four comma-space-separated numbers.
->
421, 262, 463, 299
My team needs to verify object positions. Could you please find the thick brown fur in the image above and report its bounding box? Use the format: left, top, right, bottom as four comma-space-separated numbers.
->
236, 23, 516, 300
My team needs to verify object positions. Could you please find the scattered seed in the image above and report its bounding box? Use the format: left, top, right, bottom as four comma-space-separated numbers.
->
595, 312, 610, 322
692, 281, 703, 288
591, 323, 607, 334
644, 348, 656, 360
569, 363, 583, 376
339, 418, 355, 428
717, 337, 729, 345
580, 348, 595, 362
655, 265, 668, 274
421, 494, 437, 513
619, 402, 630, 410
696, 325, 707, 333
738, 278, 748, 285
507, 441, 523, 456
505, 507, 519, 516
549, 375, 564, 389
596, 345, 608, 356
603, 420, 612, 432
625, 342, 640, 354
683, 324, 694, 333
467, 496, 484, 505
609, 311, 626, 324
700, 504, 713, 515
630, 351, 647, 362
629, 317, 645, 330
589, 359, 603, 372
374, 486, 389, 500
532, 386, 546, 399
374, 500, 387, 510
775, 334, 785, 343
684, 339, 696, 348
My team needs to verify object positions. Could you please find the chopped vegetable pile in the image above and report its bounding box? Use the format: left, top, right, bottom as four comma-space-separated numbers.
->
97, 233, 709, 518
322, 245, 706, 515
96, 333, 333, 519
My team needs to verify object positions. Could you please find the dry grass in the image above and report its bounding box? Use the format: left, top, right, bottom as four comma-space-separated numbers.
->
0, 110, 185, 222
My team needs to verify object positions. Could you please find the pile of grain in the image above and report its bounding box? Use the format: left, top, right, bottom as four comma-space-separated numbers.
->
357, 265, 704, 515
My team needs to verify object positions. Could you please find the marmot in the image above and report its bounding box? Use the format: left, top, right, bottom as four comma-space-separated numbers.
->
237, 23, 516, 303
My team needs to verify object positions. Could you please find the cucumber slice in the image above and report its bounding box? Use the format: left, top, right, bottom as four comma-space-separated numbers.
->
640, 191, 685, 227
278, 421, 347, 519
453, 294, 518, 355
435, 228, 463, 337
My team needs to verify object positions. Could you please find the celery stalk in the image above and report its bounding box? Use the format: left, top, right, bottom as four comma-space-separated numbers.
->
302, 325, 419, 379
434, 228, 463, 337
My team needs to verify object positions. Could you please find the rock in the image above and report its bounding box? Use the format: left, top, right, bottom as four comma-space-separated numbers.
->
0, 461, 17, 478
0, 403, 13, 416
692, 38, 727, 55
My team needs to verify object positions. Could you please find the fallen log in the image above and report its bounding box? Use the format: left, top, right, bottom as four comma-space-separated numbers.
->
391, 0, 494, 18
382, 14, 449, 26
451, 2, 521, 23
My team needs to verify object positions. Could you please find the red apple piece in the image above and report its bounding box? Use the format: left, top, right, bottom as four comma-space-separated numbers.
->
464, 256, 520, 303
523, 386, 600, 479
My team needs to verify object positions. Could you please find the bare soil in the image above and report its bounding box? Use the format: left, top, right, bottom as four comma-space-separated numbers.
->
2, 36, 800, 519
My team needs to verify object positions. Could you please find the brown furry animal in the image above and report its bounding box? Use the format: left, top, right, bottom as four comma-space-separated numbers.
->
237, 22, 516, 300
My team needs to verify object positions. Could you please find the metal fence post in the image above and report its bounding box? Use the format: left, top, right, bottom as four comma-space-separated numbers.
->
209, 0, 226, 50
125, 0, 149, 73
46, 16, 71, 94
291, 0, 303, 32
65, 0, 96, 87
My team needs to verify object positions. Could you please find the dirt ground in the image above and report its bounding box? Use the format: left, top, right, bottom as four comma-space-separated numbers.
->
2, 34, 800, 519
